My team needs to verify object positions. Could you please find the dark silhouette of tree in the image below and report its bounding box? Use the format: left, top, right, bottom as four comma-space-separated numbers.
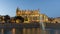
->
10, 17, 15, 23
14, 16, 24, 23
48, 17, 54, 23
4, 15, 10, 23
0, 16, 2, 23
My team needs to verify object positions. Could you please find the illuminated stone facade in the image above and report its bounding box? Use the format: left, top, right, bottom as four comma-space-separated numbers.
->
53, 17, 60, 23
40, 14, 48, 23
16, 8, 48, 23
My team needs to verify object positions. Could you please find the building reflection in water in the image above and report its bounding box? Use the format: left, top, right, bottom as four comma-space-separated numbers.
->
23, 28, 41, 34
0, 27, 60, 34
45, 29, 60, 34
0, 28, 42, 34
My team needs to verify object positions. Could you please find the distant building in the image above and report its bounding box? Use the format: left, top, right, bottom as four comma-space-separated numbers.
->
40, 14, 48, 23
53, 17, 60, 23
15, 8, 49, 34
16, 8, 48, 23
47, 17, 60, 23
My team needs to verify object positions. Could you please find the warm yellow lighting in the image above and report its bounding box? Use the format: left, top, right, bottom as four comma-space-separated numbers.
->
16, 19, 20, 23
16, 9, 48, 23
12, 28, 15, 34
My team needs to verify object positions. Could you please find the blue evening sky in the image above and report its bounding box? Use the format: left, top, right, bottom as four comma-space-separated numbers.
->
0, 0, 60, 17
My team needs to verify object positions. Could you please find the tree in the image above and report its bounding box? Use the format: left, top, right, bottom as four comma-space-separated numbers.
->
48, 17, 54, 23
0, 16, 2, 23
4, 15, 10, 23
14, 16, 24, 23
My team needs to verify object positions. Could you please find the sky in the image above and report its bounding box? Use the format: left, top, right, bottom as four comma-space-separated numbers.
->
0, 0, 60, 17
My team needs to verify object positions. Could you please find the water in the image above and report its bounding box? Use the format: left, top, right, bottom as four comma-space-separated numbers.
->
39, 22, 45, 34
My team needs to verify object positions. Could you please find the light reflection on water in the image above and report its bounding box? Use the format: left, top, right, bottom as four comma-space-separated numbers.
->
4, 29, 12, 34
0, 28, 23, 34
0, 28, 60, 34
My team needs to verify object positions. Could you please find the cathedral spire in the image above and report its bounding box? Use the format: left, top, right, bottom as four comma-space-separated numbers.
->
16, 7, 20, 12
